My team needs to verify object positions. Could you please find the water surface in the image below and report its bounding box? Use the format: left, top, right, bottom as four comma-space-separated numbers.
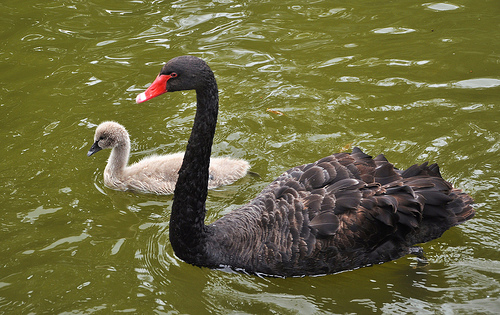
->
1, 0, 499, 313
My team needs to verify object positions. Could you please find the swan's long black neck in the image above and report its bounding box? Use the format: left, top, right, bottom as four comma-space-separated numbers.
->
169, 76, 218, 265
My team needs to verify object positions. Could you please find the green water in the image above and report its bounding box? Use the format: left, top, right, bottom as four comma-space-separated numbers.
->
1, 0, 499, 313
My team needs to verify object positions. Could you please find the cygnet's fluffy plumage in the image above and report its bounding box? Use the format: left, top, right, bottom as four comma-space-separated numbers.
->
87, 121, 249, 194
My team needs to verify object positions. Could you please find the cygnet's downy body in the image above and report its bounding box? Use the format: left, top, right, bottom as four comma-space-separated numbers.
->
88, 121, 249, 195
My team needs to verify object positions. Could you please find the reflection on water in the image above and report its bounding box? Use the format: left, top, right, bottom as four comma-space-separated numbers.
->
1, 0, 499, 313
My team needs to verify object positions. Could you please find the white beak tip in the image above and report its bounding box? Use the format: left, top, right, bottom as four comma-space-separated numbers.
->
136, 92, 147, 103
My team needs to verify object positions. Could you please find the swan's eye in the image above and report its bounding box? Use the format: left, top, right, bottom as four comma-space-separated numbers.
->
170, 72, 178, 78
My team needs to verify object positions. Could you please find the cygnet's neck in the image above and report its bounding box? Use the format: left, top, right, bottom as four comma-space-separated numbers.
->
105, 141, 130, 176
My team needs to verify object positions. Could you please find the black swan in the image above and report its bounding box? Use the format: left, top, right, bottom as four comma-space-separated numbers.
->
135, 55, 474, 277
87, 121, 249, 195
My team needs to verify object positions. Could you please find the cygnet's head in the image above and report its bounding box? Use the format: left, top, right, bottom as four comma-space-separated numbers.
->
87, 121, 130, 157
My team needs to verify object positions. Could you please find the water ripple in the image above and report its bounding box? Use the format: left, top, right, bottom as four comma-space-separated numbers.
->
423, 2, 461, 12
372, 27, 417, 35
429, 78, 500, 89
336, 75, 500, 90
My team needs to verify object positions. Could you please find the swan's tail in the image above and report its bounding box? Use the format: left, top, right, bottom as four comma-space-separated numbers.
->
399, 162, 475, 226
348, 148, 475, 244
447, 188, 475, 225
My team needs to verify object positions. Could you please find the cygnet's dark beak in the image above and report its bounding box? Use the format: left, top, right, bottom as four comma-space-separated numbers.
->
87, 141, 102, 157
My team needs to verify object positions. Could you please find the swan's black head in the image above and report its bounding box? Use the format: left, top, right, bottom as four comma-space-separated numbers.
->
136, 56, 214, 103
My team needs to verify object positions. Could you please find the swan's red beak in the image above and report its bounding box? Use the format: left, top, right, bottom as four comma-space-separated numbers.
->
136, 74, 171, 103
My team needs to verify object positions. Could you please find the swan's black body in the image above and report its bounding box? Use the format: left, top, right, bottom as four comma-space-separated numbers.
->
137, 55, 474, 277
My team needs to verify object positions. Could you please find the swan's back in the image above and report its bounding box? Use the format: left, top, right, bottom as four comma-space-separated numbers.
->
207, 157, 250, 189
123, 154, 250, 194
120, 152, 186, 194
203, 147, 474, 277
